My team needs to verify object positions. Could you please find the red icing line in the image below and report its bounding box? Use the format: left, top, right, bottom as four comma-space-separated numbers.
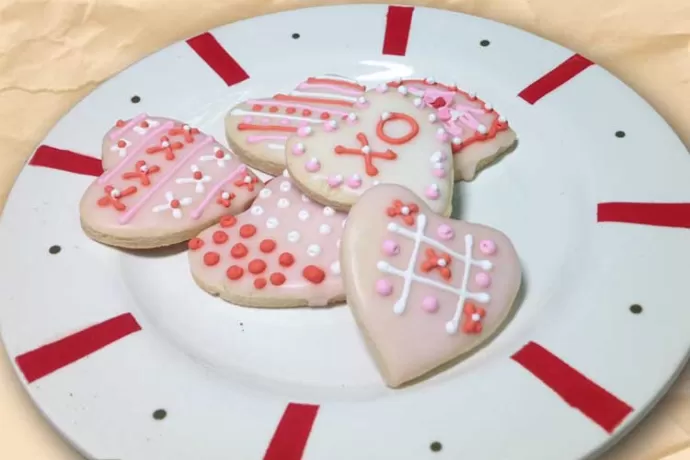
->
15, 313, 141, 383
29, 145, 103, 177
186, 32, 249, 86
518, 54, 593, 104
511, 341, 633, 433
263, 403, 320, 460
597, 202, 690, 228
382, 6, 415, 56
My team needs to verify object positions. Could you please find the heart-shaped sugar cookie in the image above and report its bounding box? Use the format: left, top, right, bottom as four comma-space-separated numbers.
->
80, 115, 262, 249
285, 88, 455, 214
225, 75, 367, 175
341, 184, 521, 387
188, 170, 346, 308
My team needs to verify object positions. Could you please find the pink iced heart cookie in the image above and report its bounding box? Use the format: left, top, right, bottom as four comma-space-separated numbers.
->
341, 184, 521, 387
386, 78, 516, 181
188, 170, 346, 308
285, 88, 455, 215
225, 75, 367, 175
80, 115, 262, 249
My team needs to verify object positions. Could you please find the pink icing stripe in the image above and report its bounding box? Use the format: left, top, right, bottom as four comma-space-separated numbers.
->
108, 113, 148, 141
246, 135, 289, 144
296, 83, 363, 96
118, 136, 214, 224
190, 164, 246, 220
244, 100, 350, 117
99, 121, 174, 185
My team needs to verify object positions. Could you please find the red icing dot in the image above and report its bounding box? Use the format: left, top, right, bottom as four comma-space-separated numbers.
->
203, 252, 220, 266
117, 140, 127, 148
320, 112, 330, 120
252, 104, 263, 111
140, 121, 149, 128
193, 171, 203, 180
220, 215, 237, 228
231, 243, 248, 258
212, 231, 228, 245
115, 120, 126, 128
279, 252, 295, 267
260, 239, 276, 253
226, 265, 244, 280
170, 199, 181, 209
188, 238, 204, 250
269, 106, 279, 113
286, 107, 296, 114
270, 273, 286, 286
215, 150, 225, 159
254, 278, 267, 289
302, 109, 312, 116
248, 259, 267, 274
239, 224, 256, 238
303, 265, 325, 284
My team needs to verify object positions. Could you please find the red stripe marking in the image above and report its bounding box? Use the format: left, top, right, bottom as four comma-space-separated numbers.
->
263, 403, 320, 460
512, 341, 633, 433
518, 54, 593, 104
15, 313, 141, 383
29, 145, 103, 177
382, 6, 414, 56
186, 32, 249, 86
598, 202, 690, 228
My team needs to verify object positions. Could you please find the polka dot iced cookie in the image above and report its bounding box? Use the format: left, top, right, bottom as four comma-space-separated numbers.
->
188, 170, 347, 308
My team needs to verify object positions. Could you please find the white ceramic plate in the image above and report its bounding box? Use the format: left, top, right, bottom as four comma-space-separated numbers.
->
1, 5, 690, 460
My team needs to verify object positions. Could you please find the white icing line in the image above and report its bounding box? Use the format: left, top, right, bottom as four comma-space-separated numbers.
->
267, 143, 285, 150
231, 109, 325, 124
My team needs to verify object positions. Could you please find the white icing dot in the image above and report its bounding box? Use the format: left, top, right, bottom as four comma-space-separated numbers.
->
347, 113, 357, 121
307, 244, 321, 257
397, 85, 408, 95
266, 217, 279, 229
298, 210, 310, 221
471, 313, 481, 322
377, 83, 388, 92
484, 103, 493, 110
110, 188, 121, 198
319, 224, 332, 235
428, 113, 437, 123
361, 146, 371, 154
373, 180, 380, 186
498, 115, 507, 123
282, 169, 290, 178
287, 231, 300, 243
244, 176, 252, 184
259, 188, 272, 199
437, 258, 447, 268
323, 206, 335, 217
139, 164, 148, 173
401, 206, 410, 215
426, 77, 436, 84
330, 261, 341, 275
328, 120, 338, 129
301, 194, 311, 203
413, 97, 422, 107
430, 151, 444, 163
183, 125, 191, 131
477, 124, 488, 134
381, 112, 391, 121
452, 137, 463, 145
251, 205, 264, 216
357, 96, 367, 104
161, 141, 170, 148
280, 181, 291, 192
468, 91, 477, 99
221, 191, 231, 200
436, 128, 446, 136
277, 198, 290, 209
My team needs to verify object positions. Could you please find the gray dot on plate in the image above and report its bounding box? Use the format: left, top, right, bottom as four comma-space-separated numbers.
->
152, 409, 167, 420
131, 95, 141, 104
630, 304, 643, 314
292, 33, 300, 39
430, 441, 443, 452
49, 245, 61, 254
480, 39, 490, 47
615, 130, 626, 138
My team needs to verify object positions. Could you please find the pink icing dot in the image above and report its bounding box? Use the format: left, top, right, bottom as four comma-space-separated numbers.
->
475, 272, 491, 288
376, 279, 393, 296
324, 121, 338, 132
437, 224, 454, 240
297, 126, 312, 137
305, 158, 321, 173
382, 240, 400, 256
433, 167, 447, 178
298, 121, 309, 127
280, 119, 291, 125
242, 116, 253, 123
327, 175, 343, 188
425, 184, 440, 200
292, 143, 305, 156
479, 239, 496, 255
436, 130, 450, 142
346, 174, 362, 189
261, 118, 271, 125
421, 296, 439, 313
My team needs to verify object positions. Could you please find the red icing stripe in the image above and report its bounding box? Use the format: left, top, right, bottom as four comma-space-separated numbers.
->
512, 341, 633, 433
598, 202, 690, 228
518, 54, 593, 104
263, 403, 320, 460
29, 145, 103, 176
15, 313, 142, 383
186, 32, 249, 86
382, 6, 415, 56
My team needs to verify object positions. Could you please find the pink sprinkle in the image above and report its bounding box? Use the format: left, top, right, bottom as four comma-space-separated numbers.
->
437, 224, 454, 240
375, 279, 393, 296
280, 119, 290, 125
433, 167, 447, 178
475, 272, 492, 288
324, 121, 338, 132
346, 174, 362, 189
382, 240, 400, 256
305, 158, 321, 173
479, 239, 496, 255
376, 84, 388, 93
421, 296, 439, 313
261, 118, 271, 125
425, 184, 440, 200
297, 126, 312, 137
292, 143, 305, 156
242, 116, 253, 123
436, 130, 450, 142
327, 175, 343, 188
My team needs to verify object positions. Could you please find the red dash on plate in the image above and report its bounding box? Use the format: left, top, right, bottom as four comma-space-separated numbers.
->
518, 54, 593, 104
382, 6, 415, 56
29, 145, 103, 177
263, 403, 320, 460
186, 32, 249, 86
15, 313, 142, 383
512, 341, 633, 433
598, 202, 690, 229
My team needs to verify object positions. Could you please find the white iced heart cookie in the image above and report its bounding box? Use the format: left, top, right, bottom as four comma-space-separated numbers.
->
387, 78, 516, 181
341, 184, 521, 387
188, 170, 346, 308
225, 75, 367, 175
80, 115, 262, 249
285, 88, 455, 214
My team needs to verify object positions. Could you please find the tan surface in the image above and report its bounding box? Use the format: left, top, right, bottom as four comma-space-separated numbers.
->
0, 0, 689, 458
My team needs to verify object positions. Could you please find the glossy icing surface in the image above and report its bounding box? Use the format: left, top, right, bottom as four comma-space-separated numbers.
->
341, 184, 521, 387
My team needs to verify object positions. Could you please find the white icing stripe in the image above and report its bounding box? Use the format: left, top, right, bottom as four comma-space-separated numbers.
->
230, 109, 325, 124
289, 90, 359, 103
445, 234, 481, 335
267, 143, 285, 150
384, 213, 427, 315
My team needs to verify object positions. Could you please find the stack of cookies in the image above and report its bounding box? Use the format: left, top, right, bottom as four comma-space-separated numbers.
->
79, 75, 522, 387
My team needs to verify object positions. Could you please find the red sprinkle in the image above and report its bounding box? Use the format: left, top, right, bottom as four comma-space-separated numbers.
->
240, 224, 257, 238
193, 171, 203, 180
226, 265, 244, 280
320, 112, 330, 120
117, 140, 127, 148
279, 252, 295, 267
270, 273, 286, 286
248, 259, 267, 274
269, 106, 279, 113
212, 231, 229, 245
260, 239, 276, 253
252, 104, 263, 111
170, 199, 181, 209
188, 238, 204, 250
231, 243, 248, 258
254, 278, 267, 289
203, 252, 220, 266
302, 109, 312, 116
286, 107, 296, 114
220, 215, 237, 228
303, 265, 325, 284
140, 121, 149, 128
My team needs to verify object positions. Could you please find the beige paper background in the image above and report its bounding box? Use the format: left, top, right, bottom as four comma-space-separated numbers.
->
0, 0, 689, 458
